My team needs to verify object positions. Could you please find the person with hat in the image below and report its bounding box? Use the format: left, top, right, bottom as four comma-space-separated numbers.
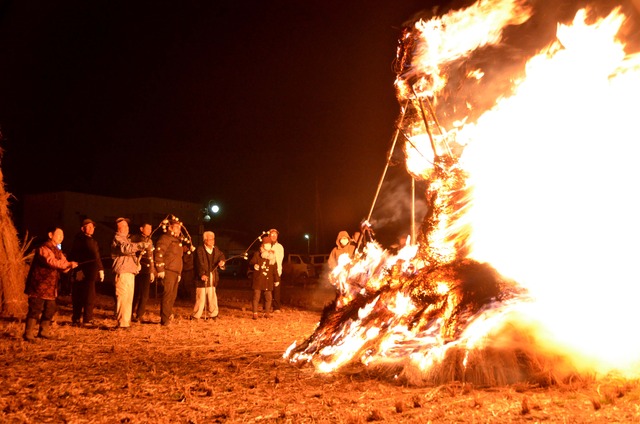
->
111, 217, 150, 329
68, 218, 104, 327
268, 228, 284, 312
154, 216, 184, 326
328, 230, 355, 270
249, 234, 280, 319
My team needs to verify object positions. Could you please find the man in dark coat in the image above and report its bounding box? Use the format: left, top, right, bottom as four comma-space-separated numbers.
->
249, 235, 280, 320
24, 227, 78, 341
69, 218, 104, 327
155, 216, 184, 326
191, 231, 225, 320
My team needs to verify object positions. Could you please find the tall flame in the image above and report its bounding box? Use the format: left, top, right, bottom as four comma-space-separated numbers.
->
287, 0, 640, 383
459, 7, 640, 374
406, 3, 640, 376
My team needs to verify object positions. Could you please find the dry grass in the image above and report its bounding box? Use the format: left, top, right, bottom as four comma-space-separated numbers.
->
1, 284, 640, 423
0, 156, 29, 318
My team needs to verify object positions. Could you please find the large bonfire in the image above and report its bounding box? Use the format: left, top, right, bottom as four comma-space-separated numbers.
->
286, 0, 640, 386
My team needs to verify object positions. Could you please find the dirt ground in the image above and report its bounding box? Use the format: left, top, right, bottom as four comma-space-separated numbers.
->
2, 278, 640, 423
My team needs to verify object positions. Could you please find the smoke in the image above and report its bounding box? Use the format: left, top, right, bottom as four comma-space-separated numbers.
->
369, 169, 428, 245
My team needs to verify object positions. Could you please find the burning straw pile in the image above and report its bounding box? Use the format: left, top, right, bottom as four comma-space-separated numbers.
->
285, 0, 638, 386
285, 151, 562, 387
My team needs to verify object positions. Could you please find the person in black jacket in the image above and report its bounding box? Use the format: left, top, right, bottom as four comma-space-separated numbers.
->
68, 218, 104, 327
249, 235, 280, 320
155, 216, 184, 326
191, 231, 225, 320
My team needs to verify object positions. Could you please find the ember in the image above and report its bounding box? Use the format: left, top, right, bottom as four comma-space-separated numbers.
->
286, 0, 640, 386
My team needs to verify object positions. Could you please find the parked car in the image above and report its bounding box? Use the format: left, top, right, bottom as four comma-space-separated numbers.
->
309, 253, 329, 277
246, 253, 316, 284
281, 253, 316, 284
218, 256, 249, 279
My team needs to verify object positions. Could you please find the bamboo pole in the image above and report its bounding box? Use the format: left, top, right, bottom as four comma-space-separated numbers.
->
366, 101, 409, 223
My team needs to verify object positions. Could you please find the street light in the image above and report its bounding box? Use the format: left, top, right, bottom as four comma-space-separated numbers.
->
304, 233, 310, 256
203, 201, 220, 222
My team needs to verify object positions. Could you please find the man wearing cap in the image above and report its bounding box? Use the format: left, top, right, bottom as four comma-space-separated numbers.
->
111, 217, 150, 329
268, 229, 284, 312
154, 217, 184, 326
69, 218, 104, 327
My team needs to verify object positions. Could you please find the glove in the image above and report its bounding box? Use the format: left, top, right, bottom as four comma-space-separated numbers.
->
76, 270, 85, 281
99, 270, 104, 282
150, 273, 155, 282
157, 271, 165, 279
274, 281, 280, 287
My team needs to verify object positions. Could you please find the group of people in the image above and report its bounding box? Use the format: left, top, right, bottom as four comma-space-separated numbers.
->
22, 217, 287, 341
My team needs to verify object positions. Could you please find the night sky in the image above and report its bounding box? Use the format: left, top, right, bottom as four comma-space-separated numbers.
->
0, 0, 449, 251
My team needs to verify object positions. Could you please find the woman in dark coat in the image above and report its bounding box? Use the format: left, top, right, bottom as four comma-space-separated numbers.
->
24, 227, 78, 341
249, 235, 280, 319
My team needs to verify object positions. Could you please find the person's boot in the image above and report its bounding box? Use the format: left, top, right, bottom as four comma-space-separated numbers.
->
23, 318, 38, 343
38, 320, 59, 340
